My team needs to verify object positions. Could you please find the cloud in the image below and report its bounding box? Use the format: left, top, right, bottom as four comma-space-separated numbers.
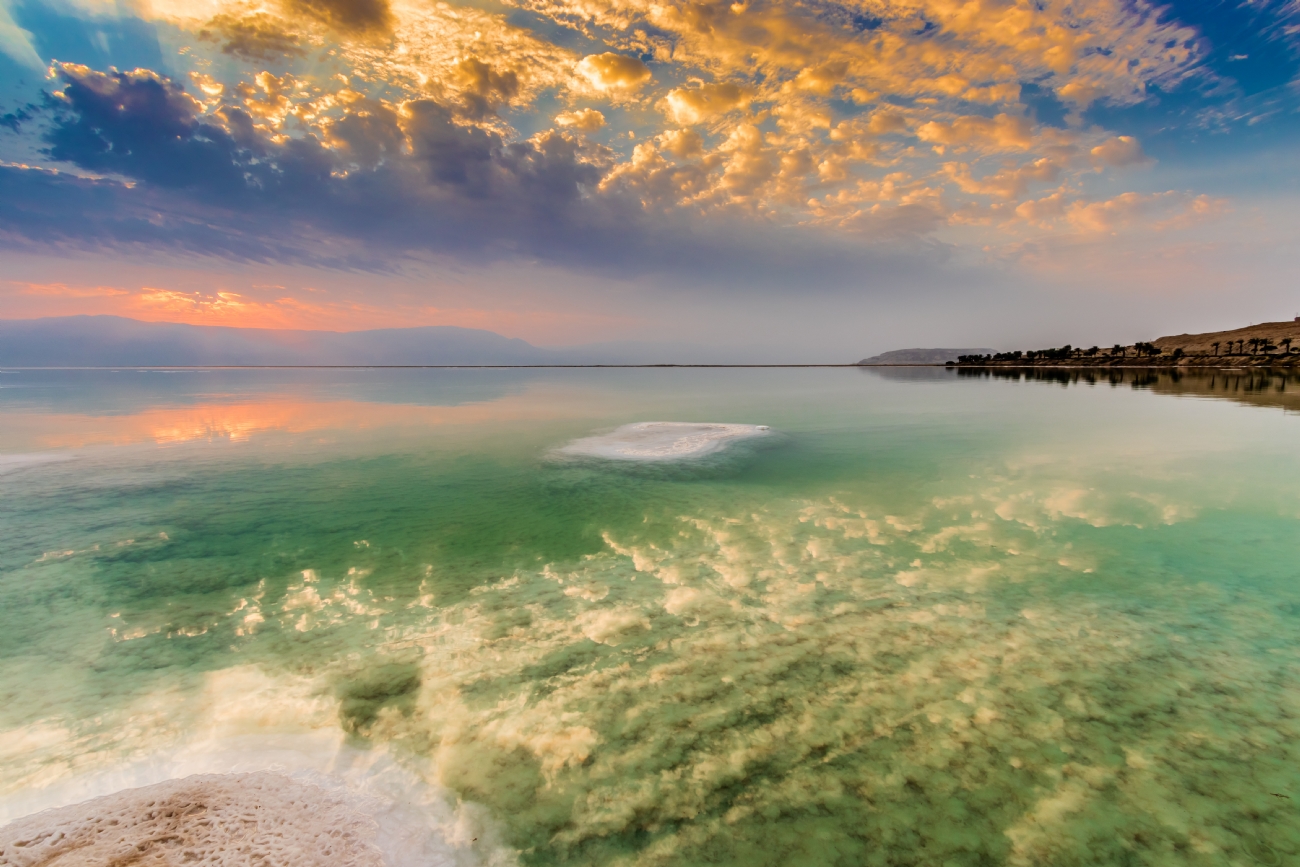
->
915, 114, 1035, 154
788, 62, 847, 96
284, 0, 392, 36
1089, 136, 1149, 167
197, 12, 304, 61
945, 158, 1062, 199
11, 281, 130, 298
1011, 190, 1228, 235
600, 142, 713, 208
44, 65, 253, 192
554, 108, 606, 131
453, 57, 521, 119
838, 202, 948, 237
6, 65, 626, 264
660, 82, 752, 124
1067, 192, 1181, 233
575, 53, 652, 92
40, 62, 597, 209
0, 0, 1258, 289
0, 2, 43, 69
657, 129, 703, 158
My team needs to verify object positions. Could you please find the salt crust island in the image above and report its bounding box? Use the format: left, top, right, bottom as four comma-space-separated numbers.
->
554, 422, 772, 462
0, 772, 390, 867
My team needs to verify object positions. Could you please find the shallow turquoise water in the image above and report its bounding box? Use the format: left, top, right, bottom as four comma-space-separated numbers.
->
1, 367, 1298, 866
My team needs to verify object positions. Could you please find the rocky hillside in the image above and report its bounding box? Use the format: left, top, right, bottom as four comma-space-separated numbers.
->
1152, 320, 1300, 357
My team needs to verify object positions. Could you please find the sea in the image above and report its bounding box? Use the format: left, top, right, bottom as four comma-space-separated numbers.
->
0, 366, 1297, 867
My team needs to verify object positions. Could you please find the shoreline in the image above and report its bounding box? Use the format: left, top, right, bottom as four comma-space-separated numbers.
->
947, 359, 1299, 370
0, 364, 869, 370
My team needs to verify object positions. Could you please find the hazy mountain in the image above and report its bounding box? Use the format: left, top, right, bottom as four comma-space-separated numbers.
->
856, 348, 996, 365
0, 316, 683, 366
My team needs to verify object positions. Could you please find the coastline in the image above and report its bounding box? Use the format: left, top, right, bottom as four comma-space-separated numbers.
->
948, 358, 1299, 369
860, 360, 1299, 368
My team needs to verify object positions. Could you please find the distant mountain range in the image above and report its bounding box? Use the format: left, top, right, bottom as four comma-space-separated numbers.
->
0, 316, 730, 366
856, 348, 996, 365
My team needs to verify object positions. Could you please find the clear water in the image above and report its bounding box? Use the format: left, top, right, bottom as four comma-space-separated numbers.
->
1, 367, 1298, 867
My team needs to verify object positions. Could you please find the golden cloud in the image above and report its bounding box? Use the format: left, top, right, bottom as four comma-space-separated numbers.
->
658, 128, 703, 158
916, 114, 1034, 153
575, 52, 652, 92
660, 82, 752, 124
555, 108, 607, 131
63, 0, 1215, 247
945, 158, 1062, 199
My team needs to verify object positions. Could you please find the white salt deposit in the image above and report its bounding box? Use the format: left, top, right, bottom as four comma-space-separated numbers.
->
0, 713, 514, 867
0, 772, 385, 867
555, 422, 771, 462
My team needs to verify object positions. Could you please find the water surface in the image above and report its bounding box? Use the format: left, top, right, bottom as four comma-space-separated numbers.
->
1, 367, 1298, 867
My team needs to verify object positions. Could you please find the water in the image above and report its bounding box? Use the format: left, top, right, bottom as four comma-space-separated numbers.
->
1, 367, 1298, 867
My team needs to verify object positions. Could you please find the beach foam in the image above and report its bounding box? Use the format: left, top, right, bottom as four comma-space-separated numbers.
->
555, 422, 771, 462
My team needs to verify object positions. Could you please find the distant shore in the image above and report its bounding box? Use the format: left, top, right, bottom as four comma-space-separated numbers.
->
947, 319, 1300, 369
948, 357, 1298, 369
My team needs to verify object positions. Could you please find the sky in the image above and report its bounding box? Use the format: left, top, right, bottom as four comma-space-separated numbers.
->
0, 0, 1298, 359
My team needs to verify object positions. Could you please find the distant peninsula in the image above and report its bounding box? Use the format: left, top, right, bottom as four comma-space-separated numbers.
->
857, 348, 996, 365
863, 320, 1300, 368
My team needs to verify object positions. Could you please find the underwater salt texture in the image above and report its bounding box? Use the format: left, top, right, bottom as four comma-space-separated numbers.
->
0, 367, 1298, 867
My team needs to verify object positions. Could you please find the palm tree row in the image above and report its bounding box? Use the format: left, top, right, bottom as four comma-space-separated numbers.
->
956, 335, 1298, 365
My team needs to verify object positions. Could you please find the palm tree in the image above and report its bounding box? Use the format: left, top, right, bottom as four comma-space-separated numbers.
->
1112, 344, 1125, 357
1248, 338, 1260, 355
1134, 342, 1161, 358
1237, 339, 1246, 354
1211, 342, 1220, 356
1283, 337, 1294, 354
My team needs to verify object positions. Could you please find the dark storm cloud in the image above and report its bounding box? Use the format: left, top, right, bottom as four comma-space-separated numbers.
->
43, 66, 268, 193
1, 64, 631, 268
37, 64, 602, 221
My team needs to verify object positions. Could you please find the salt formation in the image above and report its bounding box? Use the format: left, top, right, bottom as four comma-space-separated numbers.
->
0, 772, 388, 867
555, 422, 771, 461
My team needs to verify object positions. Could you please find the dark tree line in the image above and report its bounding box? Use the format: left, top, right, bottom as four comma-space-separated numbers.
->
953, 334, 1297, 365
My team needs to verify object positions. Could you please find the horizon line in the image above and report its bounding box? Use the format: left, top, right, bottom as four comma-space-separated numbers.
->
0, 364, 874, 370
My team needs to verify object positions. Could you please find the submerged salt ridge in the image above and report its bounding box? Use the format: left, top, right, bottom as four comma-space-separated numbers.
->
4, 492, 1299, 867
555, 422, 772, 461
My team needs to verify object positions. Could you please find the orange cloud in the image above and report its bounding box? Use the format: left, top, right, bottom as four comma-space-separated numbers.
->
576, 53, 652, 92
555, 108, 606, 131
660, 82, 752, 125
